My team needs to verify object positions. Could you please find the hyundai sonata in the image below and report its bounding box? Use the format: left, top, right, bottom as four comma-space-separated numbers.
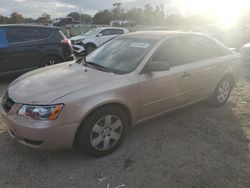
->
1, 31, 241, 157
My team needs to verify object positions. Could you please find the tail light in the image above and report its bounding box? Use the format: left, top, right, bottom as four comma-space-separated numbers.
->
61, 38, 72, 46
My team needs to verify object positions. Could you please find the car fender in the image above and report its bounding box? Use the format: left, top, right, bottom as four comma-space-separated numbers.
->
53, 78, 140, 128
82, 38, 98, 47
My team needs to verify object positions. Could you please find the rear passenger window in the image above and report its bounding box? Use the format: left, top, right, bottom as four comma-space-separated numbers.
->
100, 29, 112, 36
7, 28, 35, 43
0, 28, 8, 48
152, 38, 186, 68
110, 29, 124, 35
52, 30, 65, 41
100, 29, 124, 36
184, 36, 226, 62
33, 28, 53, 39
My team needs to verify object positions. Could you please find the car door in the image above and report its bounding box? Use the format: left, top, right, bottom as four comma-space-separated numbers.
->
139, 37, 194, 119
181, 35, 230, 99
6, 27, 40, 72
96, 29, 121, 46
0, 27, 11, 74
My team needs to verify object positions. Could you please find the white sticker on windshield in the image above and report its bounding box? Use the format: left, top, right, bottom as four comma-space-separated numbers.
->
130, 42, 150, 49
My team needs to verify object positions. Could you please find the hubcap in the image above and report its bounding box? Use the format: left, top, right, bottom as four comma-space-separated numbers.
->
90, 115, 122, 151
217, 80, 230, 103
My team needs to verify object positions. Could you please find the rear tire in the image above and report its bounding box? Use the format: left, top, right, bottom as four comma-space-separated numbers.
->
39, 55, 61, 67
76, 106, 128, 157
208, 77, 233, 107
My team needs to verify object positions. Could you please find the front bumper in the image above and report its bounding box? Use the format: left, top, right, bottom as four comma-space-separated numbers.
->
2, 105, 79, 150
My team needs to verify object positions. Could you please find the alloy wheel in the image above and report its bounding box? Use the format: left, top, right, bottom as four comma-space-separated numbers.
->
217, 80, 230, 103
90, 115, 123, 151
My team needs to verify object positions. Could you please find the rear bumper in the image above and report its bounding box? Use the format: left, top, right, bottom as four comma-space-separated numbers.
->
2, 110, 79, 150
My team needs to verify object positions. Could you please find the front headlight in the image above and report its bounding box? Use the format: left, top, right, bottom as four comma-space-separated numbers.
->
18, 104, 64, 120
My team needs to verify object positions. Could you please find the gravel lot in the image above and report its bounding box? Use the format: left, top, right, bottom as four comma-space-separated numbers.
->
0, 72, 250, 188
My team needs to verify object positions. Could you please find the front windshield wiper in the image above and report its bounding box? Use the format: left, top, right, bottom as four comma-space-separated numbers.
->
85, 61, 111, 72
78, 57, 111, 72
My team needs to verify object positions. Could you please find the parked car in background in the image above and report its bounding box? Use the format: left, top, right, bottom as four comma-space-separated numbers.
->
240, 43, 250, 65
2, 31, 241, 157
0, 25, 74, 77
70, 27, 129, 55
148, 27, 175, 31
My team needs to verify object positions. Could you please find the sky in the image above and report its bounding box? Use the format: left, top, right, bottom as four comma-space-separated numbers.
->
0, 0, 250, 26
0, 0, 170, 18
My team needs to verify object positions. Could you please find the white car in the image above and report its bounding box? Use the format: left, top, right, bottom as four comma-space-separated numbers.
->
241, 43, 250, 66
70, 27, 129, 54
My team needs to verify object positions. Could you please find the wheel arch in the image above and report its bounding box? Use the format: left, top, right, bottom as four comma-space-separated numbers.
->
84, 42, 97, 48
73, 101, 133, 146
38, 53, 64, 67
80, 101, 132, 128
221, 72, 235, 86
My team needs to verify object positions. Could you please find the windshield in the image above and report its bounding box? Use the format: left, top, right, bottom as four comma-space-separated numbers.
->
84, 28, 101, 36
85, 37, 156, 74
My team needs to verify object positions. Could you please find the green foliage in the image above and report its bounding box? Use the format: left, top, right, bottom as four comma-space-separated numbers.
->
9, 12, 24, 24
67, 12, 92, 24
93, 9, 112, 25
92, 3, 165, 26
36, 13, 51, 25
0, 15, 9, 24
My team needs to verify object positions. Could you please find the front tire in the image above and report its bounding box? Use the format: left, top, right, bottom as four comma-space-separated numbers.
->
209, 77, 233, 107
39, 55, 61, 67
76, 106, 128, 157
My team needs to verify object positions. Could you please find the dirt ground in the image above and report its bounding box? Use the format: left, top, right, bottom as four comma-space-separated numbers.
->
0, 75, 250, 188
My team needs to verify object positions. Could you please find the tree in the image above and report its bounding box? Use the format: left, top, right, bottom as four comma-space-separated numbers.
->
24, 17, 36, 24
10, 12, 24, 23
153, 5, 165, 25
126, 8, 145, 24
67, 12, 81, 21
67, 12, 92, 24
80, 14, 92, 24
0, 15, 9, 24
93, 9, 112, 25
36, 13, 51, 25
112, 2, 125, 20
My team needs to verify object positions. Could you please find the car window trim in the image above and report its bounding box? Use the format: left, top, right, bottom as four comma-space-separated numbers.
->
143, 35, 184, 72
6, 27, 54, 44
148, 34, 229, 70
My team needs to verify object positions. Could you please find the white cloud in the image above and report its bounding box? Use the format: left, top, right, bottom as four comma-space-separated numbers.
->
55, 2, 76, 9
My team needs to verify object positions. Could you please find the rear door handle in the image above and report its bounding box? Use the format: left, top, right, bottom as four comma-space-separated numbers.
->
182, 72, 191, 78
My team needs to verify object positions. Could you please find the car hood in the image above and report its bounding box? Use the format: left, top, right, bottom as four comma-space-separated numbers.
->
70, 35, 92, 41
8, 62, 120, 104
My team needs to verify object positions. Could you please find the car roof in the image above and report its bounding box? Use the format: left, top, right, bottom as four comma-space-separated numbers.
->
122, 31, 207, 40
98, 27, 127, 30
0, 24, 59, 30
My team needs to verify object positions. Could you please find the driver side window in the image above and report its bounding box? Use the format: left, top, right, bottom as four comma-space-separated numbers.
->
149, 37, 185, 71
100, 29, 112, 36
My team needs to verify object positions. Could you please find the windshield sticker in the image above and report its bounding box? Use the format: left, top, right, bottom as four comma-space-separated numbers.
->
130, 42, 150, 49
0, 29, 8, 49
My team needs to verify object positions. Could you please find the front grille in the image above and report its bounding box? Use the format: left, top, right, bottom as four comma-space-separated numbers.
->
2, 92, 15, 113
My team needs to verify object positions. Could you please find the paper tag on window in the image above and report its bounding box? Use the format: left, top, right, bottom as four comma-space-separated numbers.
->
130, 42, 150, 49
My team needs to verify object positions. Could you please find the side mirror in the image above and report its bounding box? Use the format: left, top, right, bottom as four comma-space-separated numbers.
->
142, 61, 170, 73
97, 33, 103, 37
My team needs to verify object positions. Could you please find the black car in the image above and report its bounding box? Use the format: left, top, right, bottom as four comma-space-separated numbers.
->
0, 25, 74, 77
